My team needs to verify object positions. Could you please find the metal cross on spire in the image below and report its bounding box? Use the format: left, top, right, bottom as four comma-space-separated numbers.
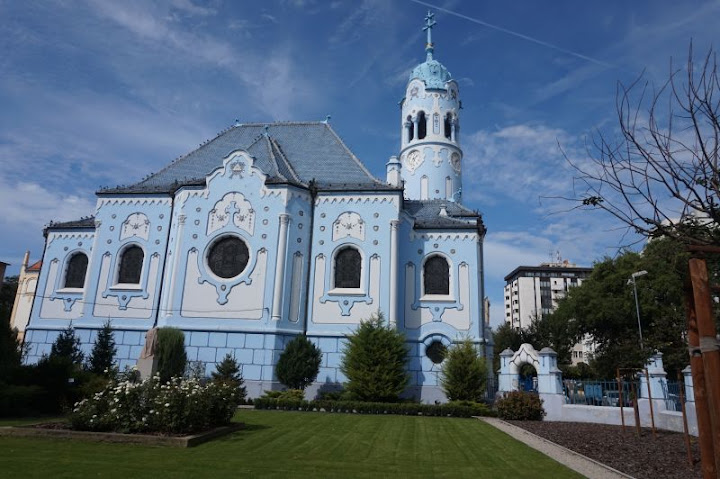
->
423, 11, 436, 60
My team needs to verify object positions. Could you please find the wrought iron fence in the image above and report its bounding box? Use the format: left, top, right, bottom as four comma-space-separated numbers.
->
563, 379, 636, 407
662, 380, 685, 412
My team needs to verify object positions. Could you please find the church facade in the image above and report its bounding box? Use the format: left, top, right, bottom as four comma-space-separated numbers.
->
24, 14, 489, 402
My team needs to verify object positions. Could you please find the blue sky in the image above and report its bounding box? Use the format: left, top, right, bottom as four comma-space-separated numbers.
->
1, 0, 717, 327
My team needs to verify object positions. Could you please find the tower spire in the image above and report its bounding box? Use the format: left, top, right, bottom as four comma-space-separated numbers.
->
423, 11, 436, 61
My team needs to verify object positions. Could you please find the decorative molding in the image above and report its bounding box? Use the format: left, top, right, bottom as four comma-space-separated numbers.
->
315, 195, 397, 206
207, 192, 255, 236
98, 198, 171, 207
409, 232, 478, 241
451, 152, 461, 173
120, 212, 150, 241
332, 212, 365, 242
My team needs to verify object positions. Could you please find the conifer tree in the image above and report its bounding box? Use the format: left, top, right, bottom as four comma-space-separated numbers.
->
50, 324, 84, 365
156, 327, 187, 382
340, 312, 409, 402
212, 353, 247, 398
88, 320, 117, 375
0, 276, 21, 380
440, 339, 487, 402
276, 335, 321, 390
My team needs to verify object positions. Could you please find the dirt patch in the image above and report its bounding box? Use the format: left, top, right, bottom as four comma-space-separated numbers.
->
509, 421, 701, 479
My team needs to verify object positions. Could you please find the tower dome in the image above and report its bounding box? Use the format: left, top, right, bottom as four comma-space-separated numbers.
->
396, 12, 463, 203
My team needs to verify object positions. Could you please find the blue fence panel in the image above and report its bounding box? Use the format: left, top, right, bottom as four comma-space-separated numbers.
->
563, 380, 636, 407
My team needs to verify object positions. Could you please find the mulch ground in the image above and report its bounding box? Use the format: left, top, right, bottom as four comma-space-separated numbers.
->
509, 421, 702, 479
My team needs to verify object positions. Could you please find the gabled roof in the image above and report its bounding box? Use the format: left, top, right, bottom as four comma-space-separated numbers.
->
404, 200, 484, 230
26, 260, 42, 272
100, 122, 386, 194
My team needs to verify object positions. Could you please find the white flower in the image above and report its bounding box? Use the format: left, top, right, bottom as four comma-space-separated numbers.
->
165, 403, 170, 407
92, 415, 97, 418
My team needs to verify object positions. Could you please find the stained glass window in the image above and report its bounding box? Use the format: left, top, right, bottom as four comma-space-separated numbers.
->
64, 253, 88, 288
208, 236, 249, 279
118, 246, 144, 284
424, 256, 449, 295
334, 247, 361, 288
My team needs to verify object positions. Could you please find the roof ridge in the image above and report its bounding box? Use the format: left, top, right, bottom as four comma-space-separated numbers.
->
269, 137, 302, 184
261, 134, 287, 181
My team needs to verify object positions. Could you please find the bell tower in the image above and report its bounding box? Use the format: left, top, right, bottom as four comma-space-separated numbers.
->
398, 12, 462, 203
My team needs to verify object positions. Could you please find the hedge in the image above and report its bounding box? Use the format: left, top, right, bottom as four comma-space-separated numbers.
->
253, 398, 495, 418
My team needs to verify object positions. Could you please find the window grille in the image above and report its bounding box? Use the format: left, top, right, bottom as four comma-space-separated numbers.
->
208, 237, 250, 279
424, 256, 449, 295
334, 247, 361, 288
64, 253, 88, 288
118, 246, 144, 284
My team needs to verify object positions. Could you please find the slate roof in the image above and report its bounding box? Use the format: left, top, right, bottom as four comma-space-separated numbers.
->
404, 200, 483, 230
45, 216, 96, 233
101, 122, 390, 194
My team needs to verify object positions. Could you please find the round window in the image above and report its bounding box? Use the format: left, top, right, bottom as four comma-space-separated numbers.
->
426, 341, 447, 364
208, 236, 250, 279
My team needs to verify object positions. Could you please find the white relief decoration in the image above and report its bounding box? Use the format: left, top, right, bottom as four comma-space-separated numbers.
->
433, 150, 443, 167
120, 213, 150, 241
451, 152, 461, 173
228, 160, 245, 178
405, 149, 423, 174
332, 212, 365, 242
207, 192, 255, 236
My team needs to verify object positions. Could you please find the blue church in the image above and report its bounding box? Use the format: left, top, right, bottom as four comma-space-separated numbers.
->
24, 14, 490, 402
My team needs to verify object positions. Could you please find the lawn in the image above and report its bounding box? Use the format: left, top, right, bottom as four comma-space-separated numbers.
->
0, 410, 581, 478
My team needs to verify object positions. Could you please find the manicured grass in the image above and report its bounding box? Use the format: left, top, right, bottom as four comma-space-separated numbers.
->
0, 410, 581, 478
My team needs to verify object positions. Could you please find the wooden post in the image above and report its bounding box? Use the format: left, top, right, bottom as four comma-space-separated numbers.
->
678, 371, 694, 467
689, 258, 720, 476
686, 266, 718, 478
631, 380, 641, 436
617, 369, 625, 433
644, 368, 657, 437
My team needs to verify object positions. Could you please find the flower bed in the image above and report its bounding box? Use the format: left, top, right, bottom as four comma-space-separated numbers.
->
70, 375, 243, 435
253, 398, 495, 418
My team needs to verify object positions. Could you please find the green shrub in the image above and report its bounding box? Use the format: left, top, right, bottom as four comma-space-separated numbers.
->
211, 354, 247, 400
0, 383, 51, 417
261, 389, 305, 400
252, 398, 495, 418
340, 312, 409, 402
87, 320, 117, 376
495, 391, 546, 421
70, 375, 242, 434
276, 335, 322, 390
440, 339, 487, 402
50, 325, 84, 365
156, 328, 187, 382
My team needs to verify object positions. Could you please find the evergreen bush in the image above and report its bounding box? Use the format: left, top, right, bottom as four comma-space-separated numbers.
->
50, 325, 84, 365
276, 335, 322, 390
340, 312, 409, 402
156, 328, 187, 382
212, 353, 247, 400
87, 320, 117, 376
495, 391, 546, 421
440, 339, 487, 402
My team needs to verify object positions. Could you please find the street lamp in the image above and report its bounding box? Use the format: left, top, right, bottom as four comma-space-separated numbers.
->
627, 270, 648, 349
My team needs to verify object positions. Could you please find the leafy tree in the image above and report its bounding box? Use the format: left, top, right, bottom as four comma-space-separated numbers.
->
340, 312, 409, 402
553, 238, 691, 378
50, 324, 84, 365
276, 335, 322, 390
87, 320, 117, 375
0, 277, 22, 380
156, 327, 187, 382
212, 353, 247, 399
440, 339, 487, 402
525, 311, 579, 365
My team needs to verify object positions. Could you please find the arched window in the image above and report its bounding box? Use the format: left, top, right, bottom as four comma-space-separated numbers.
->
118, 245, 144, 284
444, 113, 452, 139
334, 247, 361, 289
424, 255, 449, 295
417, 111, 427, 139
407, 115, 414, 142
64, 252, 88, 288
